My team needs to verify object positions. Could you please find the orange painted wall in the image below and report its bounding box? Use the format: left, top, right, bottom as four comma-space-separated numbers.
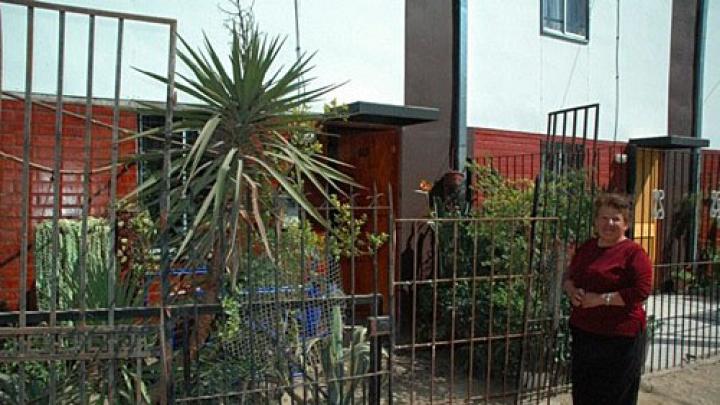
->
333, 126, 399, 315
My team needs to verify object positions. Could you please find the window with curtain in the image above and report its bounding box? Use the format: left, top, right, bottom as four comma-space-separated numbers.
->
542, 0, 589, 41
138, 115, 199, 235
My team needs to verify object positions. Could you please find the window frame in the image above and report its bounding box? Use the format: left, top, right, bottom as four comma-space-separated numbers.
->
541, 0, 590, 44
137, 114, 200, 234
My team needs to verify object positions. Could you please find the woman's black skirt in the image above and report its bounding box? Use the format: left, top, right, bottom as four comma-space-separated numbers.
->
571, 327, 647, 405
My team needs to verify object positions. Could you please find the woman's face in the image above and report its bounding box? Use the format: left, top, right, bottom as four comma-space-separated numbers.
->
595, 205, 629, 245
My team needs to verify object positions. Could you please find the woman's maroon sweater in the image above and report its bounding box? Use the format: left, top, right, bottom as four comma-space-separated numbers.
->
567, 238, 653, 337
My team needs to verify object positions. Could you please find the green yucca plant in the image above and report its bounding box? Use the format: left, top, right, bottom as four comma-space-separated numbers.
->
124, 9, 362, 400
128, 20, 358, 274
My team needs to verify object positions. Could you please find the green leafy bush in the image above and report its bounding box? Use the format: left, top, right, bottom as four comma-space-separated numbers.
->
415, 163, 593, 380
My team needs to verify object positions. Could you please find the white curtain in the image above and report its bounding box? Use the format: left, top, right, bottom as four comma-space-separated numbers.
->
543, 0, 565, 32
567, 0, 588, 37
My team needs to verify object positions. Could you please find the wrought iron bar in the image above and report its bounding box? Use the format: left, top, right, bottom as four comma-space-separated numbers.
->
369, 183, 381, 404
465, 220, 479, 403
386, 183, 395, 405
410, 220, 419, 404
17, 5, 34, 403
3, 0, 175, 24
485, 220, 496, 403
347, 186, 356, 405
430, 215, 439, 404
449, 221, 458, 404
158, 19, 177, 404
48, 10, 65, 404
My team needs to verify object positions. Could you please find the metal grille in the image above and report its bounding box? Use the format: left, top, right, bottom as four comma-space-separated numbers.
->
222, 256, 345, 373
632, 148, 720, 373
392, 217, 563, 403
469, 104, 720, 402
0, 1, 176, 403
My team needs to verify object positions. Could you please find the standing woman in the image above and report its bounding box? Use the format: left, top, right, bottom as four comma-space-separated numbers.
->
563, 193, 653, 405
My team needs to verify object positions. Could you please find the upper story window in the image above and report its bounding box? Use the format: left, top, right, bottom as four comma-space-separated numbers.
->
542, 0, 589, 42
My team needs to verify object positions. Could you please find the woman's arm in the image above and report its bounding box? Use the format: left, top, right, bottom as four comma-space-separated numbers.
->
616, 248, 653, 305
562, 242, 586, 307
562, 272, 585, 307
581, 247, 652, 308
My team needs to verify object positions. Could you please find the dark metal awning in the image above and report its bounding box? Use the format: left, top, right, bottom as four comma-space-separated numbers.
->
327, 101, 439, 129
628, 135, 709, 149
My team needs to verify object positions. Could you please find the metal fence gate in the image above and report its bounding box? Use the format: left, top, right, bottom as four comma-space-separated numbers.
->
534, 105, 720, 380
1, 3, 396, 403
0, 1, 178, 403
391, 216, 566, 404
468, 104, 720, 400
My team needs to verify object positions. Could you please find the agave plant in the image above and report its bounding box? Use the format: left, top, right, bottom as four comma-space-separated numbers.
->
290, 306, 383, 404
128, 21, 358, 275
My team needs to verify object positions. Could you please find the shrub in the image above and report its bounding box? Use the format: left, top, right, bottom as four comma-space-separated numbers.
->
415, 162, 593, 380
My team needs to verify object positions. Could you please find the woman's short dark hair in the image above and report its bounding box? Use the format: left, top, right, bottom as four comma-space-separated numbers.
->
594, 193, 632, 222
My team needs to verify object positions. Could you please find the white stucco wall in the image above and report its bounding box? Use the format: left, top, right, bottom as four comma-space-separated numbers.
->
467, 0, 674, 143
1, 1, 715, 147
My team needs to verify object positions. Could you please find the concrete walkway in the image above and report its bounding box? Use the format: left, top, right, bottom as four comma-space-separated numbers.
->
549, 357, 720, 405
644, 293, 719, 372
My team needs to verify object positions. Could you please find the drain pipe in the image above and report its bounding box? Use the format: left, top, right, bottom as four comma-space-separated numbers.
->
690, 0, 708, 262
451, 0, 468, 172
450, 0, 470, 210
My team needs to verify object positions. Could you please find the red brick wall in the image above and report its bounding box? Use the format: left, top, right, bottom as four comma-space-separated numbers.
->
471, 127, 629, 191
472, 127, 720, 256
0, 98, 138, 310
700, 150, 720, 254
472, 128, 545, 183
473, 128, 546, 157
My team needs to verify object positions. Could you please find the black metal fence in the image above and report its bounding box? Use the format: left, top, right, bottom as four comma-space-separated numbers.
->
2, 201, 396, 405
475, 144, 629, 193
633, 148, 720, 373
469, 105, 720, 399
0, 1, 393, 403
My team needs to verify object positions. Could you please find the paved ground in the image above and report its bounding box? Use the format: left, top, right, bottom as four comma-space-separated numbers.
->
644, 294, 719, 372
549, 357, 720, 405
550, 292, 720, 404
389, 292, 719, 404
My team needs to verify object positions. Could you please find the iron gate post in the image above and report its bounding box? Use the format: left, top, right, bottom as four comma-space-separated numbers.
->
368, 314, 391, 404
689, 148, 703, 264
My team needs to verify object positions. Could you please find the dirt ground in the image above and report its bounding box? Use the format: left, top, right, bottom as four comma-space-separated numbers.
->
548, 357, 720, 405
389, 351, 720, 404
